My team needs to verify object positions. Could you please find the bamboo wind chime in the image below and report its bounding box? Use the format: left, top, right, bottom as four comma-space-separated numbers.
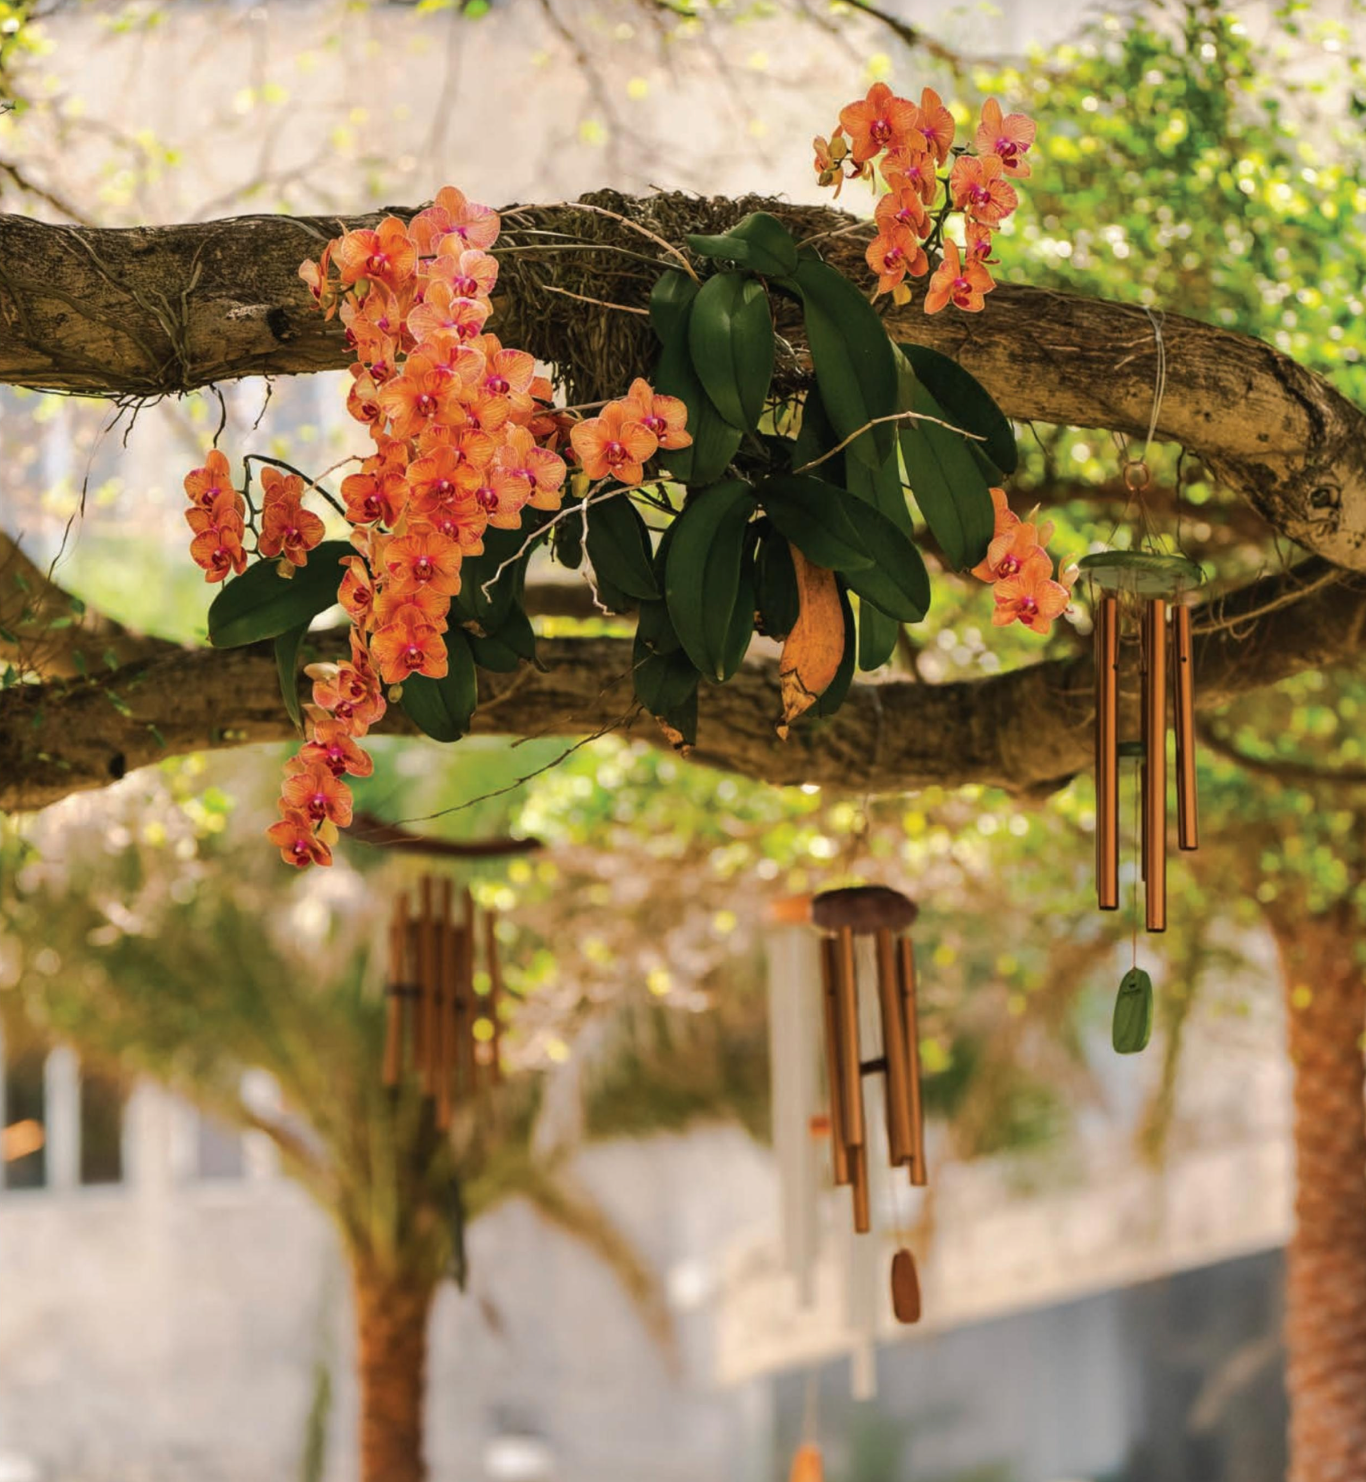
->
383, 875, 504, 1127
1082, 550, 1204, 934
813, 884, 926, 1326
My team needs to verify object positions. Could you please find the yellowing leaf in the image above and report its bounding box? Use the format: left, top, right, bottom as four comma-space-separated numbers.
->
777, 546, 844, 740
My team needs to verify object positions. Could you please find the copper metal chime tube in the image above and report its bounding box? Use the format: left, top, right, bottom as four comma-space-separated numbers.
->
818, 936, 851, 1187
832, 926, 865, 1150
897, 936, 927, 1188
1095, 595, 1120, 910
1144, 598, 1168, 932
1173, 603, 1198, 852
875, 929, 914, 1168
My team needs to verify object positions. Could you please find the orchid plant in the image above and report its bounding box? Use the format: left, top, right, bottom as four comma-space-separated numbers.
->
182, 86, 1063, 868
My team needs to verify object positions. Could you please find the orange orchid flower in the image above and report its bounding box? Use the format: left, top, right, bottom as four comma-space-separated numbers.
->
415, 497, 488, 555
916, 86, 956, 164
865, 226, 929, 297
622, 378, 692, 453
301, 712, 375, 778
964, 221, 998, 266
949, 153, 1019, 227
373, 584, 450, 634
280, 758, 354, 828
338, 554, 376, 627
975, 98, 1036, 178
570, 402, 659, 487
370, 619, 449, 684
334, 216, 418, 292
383, 529, 463, 597
875, 185, 930, 240
189, 525, 247, 583
459, 466, 534, 529
183, 449, 239, 509
258, 468, 326, 567
410, 186, 500, 253
341, 467, 405, 527
924, 240, 995, 314
972, 514, 1054, 584
473, 337, 538, 417
377, 352, 464, 441
266, 810, 333, 869
430, 242, 500, 301
839, 83, 923, 165
880, 146, 939, 207
346, 364, 384, 427
492, 425, 568, 510
309, 640, 387, 734
991, 559, 1074, 636
407, 280, 491, 346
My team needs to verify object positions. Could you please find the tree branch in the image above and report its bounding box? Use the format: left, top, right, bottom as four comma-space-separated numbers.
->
0, 191, 1363, 570
3, 560, 1361, 815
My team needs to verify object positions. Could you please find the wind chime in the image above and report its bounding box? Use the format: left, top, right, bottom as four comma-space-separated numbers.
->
383, 874, 504, 1127
812, 884, 926, 1326
1082, 547, 1204, 935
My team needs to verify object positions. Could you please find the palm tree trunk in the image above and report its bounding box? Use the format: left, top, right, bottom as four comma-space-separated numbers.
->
352, 1260, 438, 1482
1268, 902, 1366, 1481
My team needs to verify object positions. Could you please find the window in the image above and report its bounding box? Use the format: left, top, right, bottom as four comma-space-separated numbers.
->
2, 1046, 48, 1191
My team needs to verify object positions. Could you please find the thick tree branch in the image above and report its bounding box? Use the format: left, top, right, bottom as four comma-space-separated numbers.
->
0, 531, 176, 677
0, 192, 1363, 569
3, 561, 1361, 815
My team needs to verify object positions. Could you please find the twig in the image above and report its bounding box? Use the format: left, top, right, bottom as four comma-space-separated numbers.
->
524, 199, 699, 282
793, 407, 983, 473
541, 283, 650, 317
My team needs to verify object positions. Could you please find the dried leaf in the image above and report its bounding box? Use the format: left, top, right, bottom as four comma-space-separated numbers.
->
777, 545, 845, 739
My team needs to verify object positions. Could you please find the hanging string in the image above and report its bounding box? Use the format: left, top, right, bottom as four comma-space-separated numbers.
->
1131, 754, 1142, 972
1119, 307, 1168, 556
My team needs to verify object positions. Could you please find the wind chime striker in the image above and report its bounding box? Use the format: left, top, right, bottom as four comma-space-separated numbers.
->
1080, 548, 1204, 935
384, 874, 504, 1127
812, 883, 925, 1326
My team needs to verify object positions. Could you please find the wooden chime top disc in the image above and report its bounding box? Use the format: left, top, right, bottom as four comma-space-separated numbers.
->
891, 1248, 922, 1324
1078, 550, 1205, 598
812, 885, 918, 935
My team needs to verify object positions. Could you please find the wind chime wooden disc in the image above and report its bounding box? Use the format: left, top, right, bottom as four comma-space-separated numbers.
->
890, 1248, 922, 1325
1077, 550, 1205, 598
811, 884, 918, 935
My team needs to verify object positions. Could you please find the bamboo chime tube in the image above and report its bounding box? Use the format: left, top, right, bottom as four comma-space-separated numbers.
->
833, 927, 865, 1148
818, 936, 851, 1187
1173, 603, 1199, 852
898, 936, 927, 1187
383, 894, 408, 1089
1096, 595, 1120, 910
1144, 598, 1168, 932
874, 929, 914, 1166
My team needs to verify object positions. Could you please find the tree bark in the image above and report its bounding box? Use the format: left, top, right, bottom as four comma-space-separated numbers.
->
2, 557, 1359, 815
353, 1261, 437, 1482
1, 190, 1364, 569
1267, 901, 1366, 1482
